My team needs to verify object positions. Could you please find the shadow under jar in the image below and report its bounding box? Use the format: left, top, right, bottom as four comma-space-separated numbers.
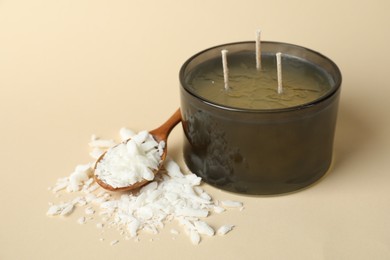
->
179, 41, 342, 195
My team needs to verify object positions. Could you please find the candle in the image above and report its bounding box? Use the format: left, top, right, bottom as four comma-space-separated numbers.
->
179, 41, 342, 195
185, 50, 332, 109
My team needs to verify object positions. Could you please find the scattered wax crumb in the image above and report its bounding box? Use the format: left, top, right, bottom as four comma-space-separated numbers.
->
96, 223, 104, 229
52, 182, 68, 193
170, 229, 180, 235
213, 206, 226, 214
194, 221, 215, 236
110, 240, 119, 246
217, 225, 235, 235
220, 200, 243, 208
85, 207, 95, 215
190, 230, 201, 245
46, 205, 61, 216
77, 217, 86, 224
47, 202, 75, 216
87, 183, 99, 193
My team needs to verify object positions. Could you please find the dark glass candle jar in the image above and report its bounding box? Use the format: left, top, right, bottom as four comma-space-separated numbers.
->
179, 41, 342, 195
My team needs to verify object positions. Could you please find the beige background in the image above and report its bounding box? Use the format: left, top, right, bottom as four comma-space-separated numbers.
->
1, 0, 390, 259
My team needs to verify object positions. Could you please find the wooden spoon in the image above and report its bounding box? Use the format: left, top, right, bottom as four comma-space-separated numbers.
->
94, 109, 181, 192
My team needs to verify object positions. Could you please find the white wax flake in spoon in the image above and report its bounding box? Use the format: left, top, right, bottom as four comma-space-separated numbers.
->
94, 131, 164, 188
89, 148, 105, 160
46, 128, 244, 245
88, 138, 116, 149
119, 127, 135, 141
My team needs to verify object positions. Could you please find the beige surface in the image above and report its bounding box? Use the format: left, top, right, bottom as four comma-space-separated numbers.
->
1, 0, 390, 259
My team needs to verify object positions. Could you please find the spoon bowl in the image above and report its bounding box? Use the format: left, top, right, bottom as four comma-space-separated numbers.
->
94, 109, 181, 192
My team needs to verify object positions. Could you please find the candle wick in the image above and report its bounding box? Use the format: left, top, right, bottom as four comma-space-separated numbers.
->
256, 29, 262, 70
221, 49, 229, 90
276, 52, 283, 94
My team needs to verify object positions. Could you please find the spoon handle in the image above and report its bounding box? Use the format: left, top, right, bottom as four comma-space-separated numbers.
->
150, 109, 182, 142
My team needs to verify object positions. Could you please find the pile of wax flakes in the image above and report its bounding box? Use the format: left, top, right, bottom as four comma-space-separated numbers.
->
47, 128, 244, 245
95, 130, 166, 189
